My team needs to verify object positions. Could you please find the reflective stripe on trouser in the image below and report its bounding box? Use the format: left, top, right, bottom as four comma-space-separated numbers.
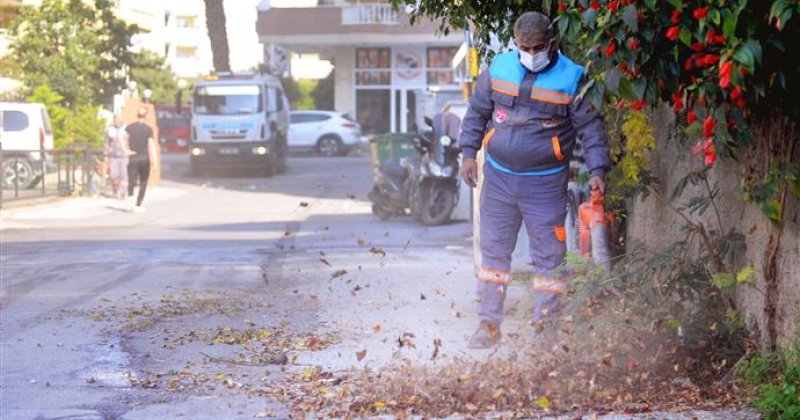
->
477, 162, 568, 325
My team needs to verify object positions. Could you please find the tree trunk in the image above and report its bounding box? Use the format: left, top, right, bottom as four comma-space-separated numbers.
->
204, 0, 231, 72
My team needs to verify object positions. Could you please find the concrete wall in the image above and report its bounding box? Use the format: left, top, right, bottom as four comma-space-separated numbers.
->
626, 105, 800, 349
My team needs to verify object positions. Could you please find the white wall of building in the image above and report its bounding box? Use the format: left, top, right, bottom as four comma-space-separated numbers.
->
333, 46, 355, 117
119, 0, 262, 78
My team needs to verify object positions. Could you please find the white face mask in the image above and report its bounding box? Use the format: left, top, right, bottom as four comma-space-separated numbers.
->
519, 49, 551, 73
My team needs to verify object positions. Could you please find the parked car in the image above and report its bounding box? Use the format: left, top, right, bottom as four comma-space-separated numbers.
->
288, 111, 363, 156
0, 102, 54, 189
155, 105, 190, 153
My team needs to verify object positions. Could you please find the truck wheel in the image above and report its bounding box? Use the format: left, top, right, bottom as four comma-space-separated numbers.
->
317, 136, 343, 157
262, 160, 275, 177
190, 163, 205, 178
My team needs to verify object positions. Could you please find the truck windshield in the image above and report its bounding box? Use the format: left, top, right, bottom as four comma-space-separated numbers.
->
193, 85, 262, 115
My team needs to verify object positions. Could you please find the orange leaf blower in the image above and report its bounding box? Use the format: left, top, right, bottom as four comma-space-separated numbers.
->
578, 189, 615, 272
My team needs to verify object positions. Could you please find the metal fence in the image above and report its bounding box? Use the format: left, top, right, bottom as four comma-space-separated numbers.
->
0, 143, 106, 209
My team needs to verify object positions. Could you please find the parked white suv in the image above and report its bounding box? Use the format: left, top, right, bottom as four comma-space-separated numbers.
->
1, 102, 55, 189
288, 111, 363, 156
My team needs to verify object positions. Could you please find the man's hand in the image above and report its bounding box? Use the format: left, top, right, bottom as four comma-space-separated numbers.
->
460, 158, 479, 188
588, 176, 605, 194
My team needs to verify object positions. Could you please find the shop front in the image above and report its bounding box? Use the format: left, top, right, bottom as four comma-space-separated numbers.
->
353, 45, 462, 135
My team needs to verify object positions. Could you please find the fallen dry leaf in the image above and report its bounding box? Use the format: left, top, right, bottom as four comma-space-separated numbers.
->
299, 202, 309, 207
320, 257, 332, 267
431, 338, 442, 360
370, 247, 386, 257
398, 332, 416, 349
356, 239, 366, 246
536, 395, 551, 409
356, 349, 367, 361
373, 323, 382, 334
331, 270, 347, 279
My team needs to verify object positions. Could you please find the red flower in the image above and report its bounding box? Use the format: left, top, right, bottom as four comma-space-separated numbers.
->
630, 99, 646, 111
700, 54, 719, 67
706, 30, 727, 45
703, 116, 715, 138
719, 61, 733, 77
719, 75, 731, 89
605, 40, 617, 57
691, 42, 704, 52
730, 87, 743, 101
616, 99, 626, 111
687, 111, 697, 123
558, 1, 566, 13
590, 1, 601, 10
609, 0, 620, 12
739, 66, 748, 77
693, 7, 709, 20
666, 26, 680, 41
628, 38, 640, 49
705, 30, 716, 44
671, 9, 681, 24
718, 61, 733, 88
671, 91, 684, 111
736, 98, 746, 108
684, 57, 694, 71
703, 138, 717, 167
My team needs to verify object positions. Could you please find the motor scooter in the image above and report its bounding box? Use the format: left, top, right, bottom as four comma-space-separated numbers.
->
368, 117, 461, 225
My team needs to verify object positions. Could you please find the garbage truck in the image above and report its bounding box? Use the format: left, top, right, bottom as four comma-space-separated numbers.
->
189, 72, 290, 177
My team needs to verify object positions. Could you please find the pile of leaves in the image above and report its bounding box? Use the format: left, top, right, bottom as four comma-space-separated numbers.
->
266, 289, 746, 418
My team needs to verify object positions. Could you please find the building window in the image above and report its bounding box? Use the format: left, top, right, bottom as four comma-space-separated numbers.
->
355, 48, 391, 86
426, 47, 458, 85
176, 46, 196, 59
175, 15, 196, 28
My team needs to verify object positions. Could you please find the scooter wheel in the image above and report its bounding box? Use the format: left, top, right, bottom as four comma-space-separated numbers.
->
372, 204, 393, 221
420, 188, 455, 226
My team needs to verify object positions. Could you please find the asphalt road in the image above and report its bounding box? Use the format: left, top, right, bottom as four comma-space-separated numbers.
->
1, 153, 759, 419
1, 153, 479, 419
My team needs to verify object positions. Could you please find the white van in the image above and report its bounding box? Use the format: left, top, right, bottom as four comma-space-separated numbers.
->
189, 73, 290, 177
0, 102, 55, 188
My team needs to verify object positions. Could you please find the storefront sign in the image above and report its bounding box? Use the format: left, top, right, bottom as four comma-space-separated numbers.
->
392, 46, 425, 88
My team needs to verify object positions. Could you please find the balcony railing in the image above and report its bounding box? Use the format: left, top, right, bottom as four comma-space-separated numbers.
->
341, 4, 398, 25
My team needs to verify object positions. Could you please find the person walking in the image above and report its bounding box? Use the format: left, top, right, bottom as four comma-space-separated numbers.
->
125, 107, 155, 213
458, 12, 611, 348
103, 115, 133, 200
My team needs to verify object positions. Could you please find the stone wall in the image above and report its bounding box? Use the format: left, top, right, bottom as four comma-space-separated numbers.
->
626, 106, 799, 350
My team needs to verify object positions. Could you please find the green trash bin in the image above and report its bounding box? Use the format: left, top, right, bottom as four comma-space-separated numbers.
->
369, 132, 418, 167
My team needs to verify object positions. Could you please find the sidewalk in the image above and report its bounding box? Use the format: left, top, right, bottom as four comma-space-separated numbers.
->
0, 186, 187, 230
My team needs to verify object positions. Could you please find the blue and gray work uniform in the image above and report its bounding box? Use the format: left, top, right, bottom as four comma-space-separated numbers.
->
459, 50, 610, 324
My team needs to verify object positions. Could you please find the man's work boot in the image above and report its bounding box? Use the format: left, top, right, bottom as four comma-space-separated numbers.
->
467, 319, 501, 349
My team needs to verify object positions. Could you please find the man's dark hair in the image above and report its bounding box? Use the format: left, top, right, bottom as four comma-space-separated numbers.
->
514, 11, 554, 42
